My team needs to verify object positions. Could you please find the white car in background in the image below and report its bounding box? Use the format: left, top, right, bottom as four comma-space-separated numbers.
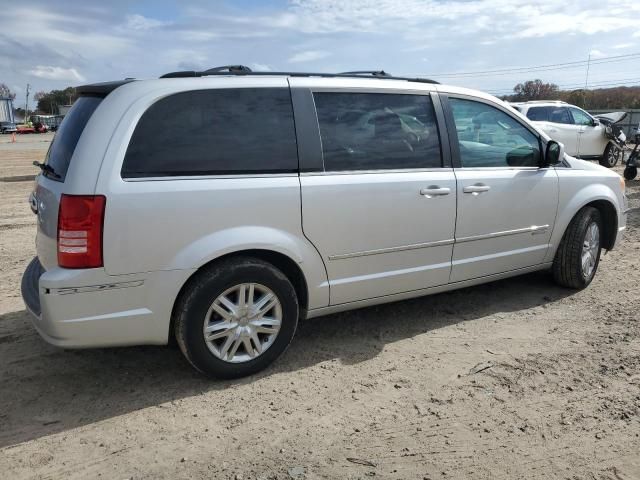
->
510, 101, 621, 167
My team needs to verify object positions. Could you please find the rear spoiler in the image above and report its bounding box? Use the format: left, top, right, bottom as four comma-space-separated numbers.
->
75, 79, 136, 96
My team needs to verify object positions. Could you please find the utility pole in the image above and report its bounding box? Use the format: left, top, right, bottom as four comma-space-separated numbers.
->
24, 83, 30, 123
583, 53, 591, 109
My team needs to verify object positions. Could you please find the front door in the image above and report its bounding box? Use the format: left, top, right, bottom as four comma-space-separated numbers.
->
543, 106, 580, 156
446, 96, 559, 282
570, 107, 606, 157
298, 89, 457, 305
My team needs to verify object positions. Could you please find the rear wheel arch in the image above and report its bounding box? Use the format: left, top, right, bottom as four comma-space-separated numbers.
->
169, 249, 309, 343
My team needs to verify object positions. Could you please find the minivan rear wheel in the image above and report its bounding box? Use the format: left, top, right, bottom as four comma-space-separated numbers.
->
552, 207, 602, 289
174, 257, 299, 378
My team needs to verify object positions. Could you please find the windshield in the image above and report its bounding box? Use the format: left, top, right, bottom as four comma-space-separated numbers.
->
44, 96, 102, 181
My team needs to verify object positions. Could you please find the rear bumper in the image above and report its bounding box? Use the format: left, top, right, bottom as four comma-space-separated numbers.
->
21, 257, 194, 348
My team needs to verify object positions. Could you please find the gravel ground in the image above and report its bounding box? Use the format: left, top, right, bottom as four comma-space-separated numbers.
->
0, 134, 639, 479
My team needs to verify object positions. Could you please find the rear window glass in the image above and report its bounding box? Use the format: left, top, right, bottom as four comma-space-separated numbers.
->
44, 96, 102, 181
121, 88, 298, 178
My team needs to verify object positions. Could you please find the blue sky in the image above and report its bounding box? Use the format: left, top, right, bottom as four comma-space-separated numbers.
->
1, 0, 639, 107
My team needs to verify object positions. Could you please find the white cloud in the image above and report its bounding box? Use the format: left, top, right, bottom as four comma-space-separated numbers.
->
285, 0, 640, 38
125, 14, 169, 31
251, 63, 273, 71
2, 0, 640, 107
589, 49, 606, 58
28, 66, 86, 82
288, 50, 331, 63
2, 6, 130, 59
513, 11, 639, 38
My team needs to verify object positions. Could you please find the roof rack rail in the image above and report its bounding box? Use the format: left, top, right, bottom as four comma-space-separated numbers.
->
159, 69, 438, 84
160, 65, 253, 78
202, 65, 253, 74
520, 100, 567, 104
339, 70, 391, 77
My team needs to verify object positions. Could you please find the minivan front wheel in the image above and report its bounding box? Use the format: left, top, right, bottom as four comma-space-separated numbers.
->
174, 257, 299, 378
552, 207, 602, 289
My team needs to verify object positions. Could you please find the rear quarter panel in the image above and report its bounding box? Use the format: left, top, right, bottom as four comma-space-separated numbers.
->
94, 78, 329, 310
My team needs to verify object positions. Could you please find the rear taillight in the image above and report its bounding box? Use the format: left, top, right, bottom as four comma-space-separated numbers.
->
57, 194, 106, 269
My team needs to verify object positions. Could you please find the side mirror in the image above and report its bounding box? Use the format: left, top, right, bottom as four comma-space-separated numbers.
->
542, 140, 564, 167
592, 118, 600, 127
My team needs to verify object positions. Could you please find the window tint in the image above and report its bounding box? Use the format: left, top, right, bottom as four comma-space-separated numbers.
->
569, 107, 593, 126
549, 107, 572, 124
450, 98, 541, 168
526, 106, 550, 121
526, 106, 572, 124
44, 96, 102, 181
313, 92, 441, 171
122, 88, 298, 177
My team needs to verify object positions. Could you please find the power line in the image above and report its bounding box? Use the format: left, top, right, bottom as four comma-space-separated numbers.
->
412, 52, 640, 79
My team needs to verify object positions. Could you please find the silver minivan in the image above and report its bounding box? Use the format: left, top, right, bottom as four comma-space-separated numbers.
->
22, 67, 627, 378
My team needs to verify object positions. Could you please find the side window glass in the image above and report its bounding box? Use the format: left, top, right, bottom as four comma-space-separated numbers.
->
549, 107, 572, 124
122, 88, 298, 178
526, 107, 549, 121
313, 92, 442, 171
569, 108, 593, 126
449, 98, 541, 168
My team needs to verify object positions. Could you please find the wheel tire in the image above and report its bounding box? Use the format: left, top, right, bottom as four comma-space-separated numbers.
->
552, 207, 603, 289
600, 143, 620, 168
624, 165, 638, 181
174, 257, 299, 379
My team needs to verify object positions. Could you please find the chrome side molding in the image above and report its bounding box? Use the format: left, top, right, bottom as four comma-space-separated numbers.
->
456, 225, 550, 243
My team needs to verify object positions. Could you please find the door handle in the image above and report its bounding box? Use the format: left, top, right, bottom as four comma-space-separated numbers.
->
420, 186, 451, 197
463, 184, 491, 194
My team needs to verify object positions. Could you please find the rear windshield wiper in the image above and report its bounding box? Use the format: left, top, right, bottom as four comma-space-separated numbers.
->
33, 161, 61, 179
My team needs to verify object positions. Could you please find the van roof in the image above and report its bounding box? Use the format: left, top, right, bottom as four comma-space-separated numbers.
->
159, 67, 439, 85
76, 66, 439, 96
75, 68, 513, 114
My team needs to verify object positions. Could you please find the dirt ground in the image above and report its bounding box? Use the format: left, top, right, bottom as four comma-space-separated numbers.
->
1, 133, 639, 480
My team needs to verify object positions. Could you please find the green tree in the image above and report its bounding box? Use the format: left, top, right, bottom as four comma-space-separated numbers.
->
35, 87, 77, 114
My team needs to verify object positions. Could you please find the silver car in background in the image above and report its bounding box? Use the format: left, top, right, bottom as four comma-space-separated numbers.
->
22, 67, 628, 378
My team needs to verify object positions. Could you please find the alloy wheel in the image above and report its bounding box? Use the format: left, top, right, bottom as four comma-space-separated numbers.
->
581, 222, 600, 280
203, 283, 282, 363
